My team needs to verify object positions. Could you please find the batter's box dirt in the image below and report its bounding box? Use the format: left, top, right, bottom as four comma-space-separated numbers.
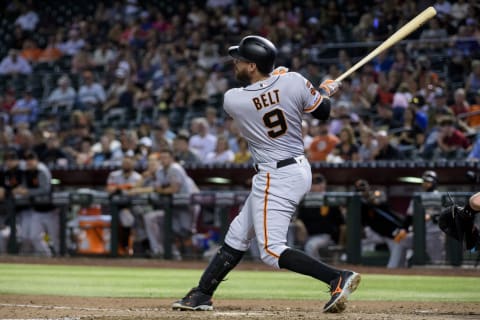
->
0, 295, 479, 320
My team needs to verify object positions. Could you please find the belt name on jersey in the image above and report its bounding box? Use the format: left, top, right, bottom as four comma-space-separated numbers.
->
252, 89, 280, 110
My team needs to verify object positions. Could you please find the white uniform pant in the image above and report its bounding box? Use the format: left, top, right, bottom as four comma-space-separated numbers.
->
362, 227, 404, 269
225, 156, 311, 268
19, 209, 59, 256
304, 234, 335, 260
143, 205, 199, 256
388, 229, 445, 268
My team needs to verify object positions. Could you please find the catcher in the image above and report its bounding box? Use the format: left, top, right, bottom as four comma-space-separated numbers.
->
439, 192, 480, 253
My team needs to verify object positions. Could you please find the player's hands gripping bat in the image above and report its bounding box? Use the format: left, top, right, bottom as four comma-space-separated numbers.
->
319, 79, 342, 97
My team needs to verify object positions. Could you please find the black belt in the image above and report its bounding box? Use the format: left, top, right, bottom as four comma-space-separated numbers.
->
254, 157, 297, 171
277, 157, 297, 168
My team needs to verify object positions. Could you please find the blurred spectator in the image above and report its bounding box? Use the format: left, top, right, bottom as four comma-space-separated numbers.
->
172, 133, 200, 166
104, 68, 131, 113
75, 137, 94, 167
197, 40, 220, 70
450, 0, 469, 23
467, 135, 480, 161
13, 128, 35, 156
188, 117, 217, 162
465, 60, 480, 98
150, 125, 172, 152
331, 126, 360, 162
358, 127, 378, 161
204, 135, 234, 164
375, 103, 403, 132
37, 35, 63, 63
1, 88, 17, 115
392, 82, 413, 110
46, 75, 76, 110
427, 90, 454, 130
156, 115, 176, 142
61, 122, 92, 162
417, 17, 448, 52
112, 130, 139, 165
135, 136, 153, 168
394, 107, 426, 159
434, 116, 471, 159
329, 102, 354, 135
450, 88, 470, 116
467, 90, 480, 129
92, 42, 117, 69
20, 39, 42, 63
133, 82, 154, 113
10, 88, 38, 128
308, 121, 339, 162
39, 134, 70, 167
106, 155, 143, 255
372, 130, 405, 160
233, 136, 252, 165
14, 4, 39, 32
92, 134, 121, 167
0, 49, 32, 75
205, 66, 228, 104
408, 95, 428, 131
71, 45, 94, 74
296, 174, 345, 260
59, 29, 85, 56
77, 70, 106, 111
372, 51, 394, 74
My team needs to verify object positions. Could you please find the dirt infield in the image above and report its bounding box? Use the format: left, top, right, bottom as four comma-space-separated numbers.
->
1, 295, 479, 320
0, 257, 479, 320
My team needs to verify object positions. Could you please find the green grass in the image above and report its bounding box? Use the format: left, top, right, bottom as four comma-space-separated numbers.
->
0, 263, 479, 302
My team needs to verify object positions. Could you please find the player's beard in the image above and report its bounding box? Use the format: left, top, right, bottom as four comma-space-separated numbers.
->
235, 68, 251, 84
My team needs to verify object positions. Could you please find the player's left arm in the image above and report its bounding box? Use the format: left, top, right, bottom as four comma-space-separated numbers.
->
301, 76, 341, 121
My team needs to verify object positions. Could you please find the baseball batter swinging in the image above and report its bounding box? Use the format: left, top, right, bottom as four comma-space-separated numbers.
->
172, 35, 360, 313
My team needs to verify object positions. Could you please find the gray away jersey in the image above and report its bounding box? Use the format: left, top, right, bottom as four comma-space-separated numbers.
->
223, 72, 323, 163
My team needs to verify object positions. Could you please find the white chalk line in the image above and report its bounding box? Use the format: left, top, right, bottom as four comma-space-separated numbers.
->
0, 318, 79, 320
0, 303, 136, 312
0, 303, 275, 317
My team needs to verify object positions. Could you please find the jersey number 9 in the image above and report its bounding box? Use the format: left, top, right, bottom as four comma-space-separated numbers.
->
263, 109, 287, 138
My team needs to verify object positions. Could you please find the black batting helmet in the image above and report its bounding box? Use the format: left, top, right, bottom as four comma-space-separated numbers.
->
422, 170, 438, 185
228, 35, 277, 74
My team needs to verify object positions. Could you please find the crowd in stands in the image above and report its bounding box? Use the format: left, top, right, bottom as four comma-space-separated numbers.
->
0, 0, 480, 171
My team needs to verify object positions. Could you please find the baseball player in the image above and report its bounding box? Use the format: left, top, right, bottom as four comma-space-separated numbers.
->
106, 155, 143, 255
172, 35, 360, 313
0, 150, 24, 254
389, 171, 446, 267
143, 148, 200, 258
21, 150, 58, 256
439, 191, 480, 253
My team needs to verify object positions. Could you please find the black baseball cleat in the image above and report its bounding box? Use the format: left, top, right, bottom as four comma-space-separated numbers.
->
323, 270, 361, 313
172, 287, 213, 311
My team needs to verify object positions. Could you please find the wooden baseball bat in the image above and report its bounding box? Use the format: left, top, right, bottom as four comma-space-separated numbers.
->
335, 6, 437, 82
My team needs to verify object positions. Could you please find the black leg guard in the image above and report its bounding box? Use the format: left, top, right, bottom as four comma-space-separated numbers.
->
198, 243, 245, 296
279, 248, 340, 284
